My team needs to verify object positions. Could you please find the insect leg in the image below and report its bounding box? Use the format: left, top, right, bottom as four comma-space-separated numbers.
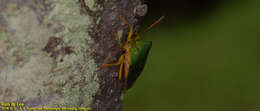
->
118, 57, 124, 80
119, 13, 134, 42
101, 54, 124, 68
102, 54, 125, 80
101, 62, 121, 67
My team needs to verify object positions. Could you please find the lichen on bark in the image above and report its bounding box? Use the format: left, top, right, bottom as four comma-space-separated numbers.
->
0, 0, 100, 107
0, 0, 146, 110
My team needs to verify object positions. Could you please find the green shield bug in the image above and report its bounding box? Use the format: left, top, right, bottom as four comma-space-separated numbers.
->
102, 14, 164, 90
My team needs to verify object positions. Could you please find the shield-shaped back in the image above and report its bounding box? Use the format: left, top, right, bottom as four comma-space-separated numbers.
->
126, 41, 152, 89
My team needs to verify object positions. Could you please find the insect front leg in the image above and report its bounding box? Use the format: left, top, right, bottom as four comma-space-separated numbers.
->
119, 13, 134, 42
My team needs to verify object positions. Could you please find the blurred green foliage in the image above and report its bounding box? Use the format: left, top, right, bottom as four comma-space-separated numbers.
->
123, 0, 260, 111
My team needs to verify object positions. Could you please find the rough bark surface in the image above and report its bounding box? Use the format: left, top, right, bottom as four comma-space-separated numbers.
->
0, 0, 147, 111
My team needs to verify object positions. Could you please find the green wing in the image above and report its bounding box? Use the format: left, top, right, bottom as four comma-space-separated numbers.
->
126, 41, 152, 89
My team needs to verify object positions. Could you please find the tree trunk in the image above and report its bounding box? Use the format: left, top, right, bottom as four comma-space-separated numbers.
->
0, 0, 147, 111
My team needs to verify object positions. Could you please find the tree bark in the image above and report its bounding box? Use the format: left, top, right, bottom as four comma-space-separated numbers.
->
0, 0, 147, 111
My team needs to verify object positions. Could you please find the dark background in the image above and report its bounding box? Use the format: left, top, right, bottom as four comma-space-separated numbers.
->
123, 0, 260, 111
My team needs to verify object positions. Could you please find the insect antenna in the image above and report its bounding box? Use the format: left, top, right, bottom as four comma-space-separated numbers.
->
144, 16, 165, 32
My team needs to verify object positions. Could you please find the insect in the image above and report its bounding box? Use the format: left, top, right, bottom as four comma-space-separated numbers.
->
102, 14, 164, 90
